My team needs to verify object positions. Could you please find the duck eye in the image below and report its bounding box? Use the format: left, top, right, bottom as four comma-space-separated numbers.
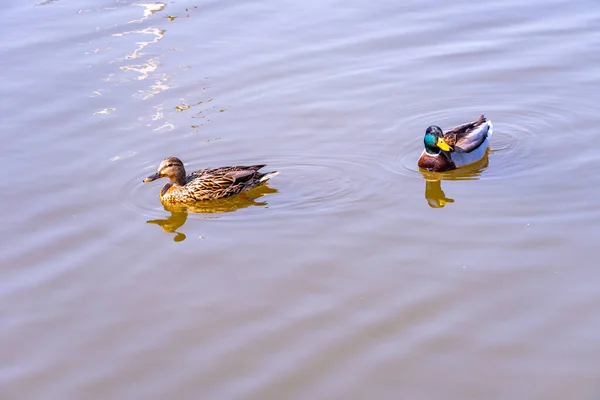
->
167, 164, 173, 167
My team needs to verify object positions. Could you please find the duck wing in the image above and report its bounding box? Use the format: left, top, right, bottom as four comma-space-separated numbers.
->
182, 166, 267, 201
445, 115, 490, 153
187, 165, 265, 182
223, 169, 259, 184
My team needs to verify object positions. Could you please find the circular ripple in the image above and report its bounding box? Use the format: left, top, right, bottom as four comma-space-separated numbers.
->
251, 152, 391, 215
121, 172, 282, 223
123, 93, 597, 218
380, 94, 582, 181
122, 151, 391, 219
121, 171, 173, 220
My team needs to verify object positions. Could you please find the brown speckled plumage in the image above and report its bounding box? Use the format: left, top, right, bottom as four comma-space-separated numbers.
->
144, 157, 279, 203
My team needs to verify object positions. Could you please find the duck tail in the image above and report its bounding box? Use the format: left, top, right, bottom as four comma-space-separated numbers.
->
486, 119, 493, 136
259, 170, 280, 182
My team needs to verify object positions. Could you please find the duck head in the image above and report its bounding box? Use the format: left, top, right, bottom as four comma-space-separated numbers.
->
144, 157, 186, 185
424, 125, 453, 154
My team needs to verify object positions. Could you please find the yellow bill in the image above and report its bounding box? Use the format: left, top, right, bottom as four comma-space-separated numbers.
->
436, 137, 453, 152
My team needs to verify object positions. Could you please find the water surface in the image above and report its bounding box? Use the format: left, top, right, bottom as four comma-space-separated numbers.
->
2, 0, 600, 398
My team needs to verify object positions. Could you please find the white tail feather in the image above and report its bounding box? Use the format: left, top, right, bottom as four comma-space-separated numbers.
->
260, 171, 280, 182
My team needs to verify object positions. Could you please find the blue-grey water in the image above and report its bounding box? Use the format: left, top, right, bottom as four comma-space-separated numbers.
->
1, 0, 600, 398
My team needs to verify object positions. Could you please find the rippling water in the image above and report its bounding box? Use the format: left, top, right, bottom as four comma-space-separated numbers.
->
2, 0, 600, 398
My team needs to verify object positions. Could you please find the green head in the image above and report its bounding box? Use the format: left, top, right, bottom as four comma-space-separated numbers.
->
424, 125, 452, 154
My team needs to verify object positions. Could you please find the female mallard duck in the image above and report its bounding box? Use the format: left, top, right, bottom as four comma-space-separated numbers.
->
144, 157, 279, 203
417, 114, 493, 172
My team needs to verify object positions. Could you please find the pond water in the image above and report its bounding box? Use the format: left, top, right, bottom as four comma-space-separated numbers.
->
2, 0, 600, 398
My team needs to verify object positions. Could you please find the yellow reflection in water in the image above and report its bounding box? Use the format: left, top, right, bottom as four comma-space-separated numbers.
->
419, 151, 489, 208
146, 186, 278, 241
423, 180, 455, 208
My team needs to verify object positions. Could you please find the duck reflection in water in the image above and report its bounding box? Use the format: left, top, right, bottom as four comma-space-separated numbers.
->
146, 186, 278, 241
419, 153, 490, 208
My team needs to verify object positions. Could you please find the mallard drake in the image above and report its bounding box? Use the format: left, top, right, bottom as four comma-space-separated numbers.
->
144, 157, 280, 203
417, 115, 493, 172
